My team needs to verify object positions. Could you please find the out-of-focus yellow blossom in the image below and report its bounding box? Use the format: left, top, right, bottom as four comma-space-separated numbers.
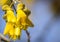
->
26, 0, 34, 5
0, 0, 7, 5
0, 0, 12, 6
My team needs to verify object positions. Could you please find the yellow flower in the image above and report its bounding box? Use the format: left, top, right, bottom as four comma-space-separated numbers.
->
2, 3, 34, 40
2, 5, 17, 23
16, 3, 28, 30
9, 26, 15, 39
15, 27, 22, 39
3, 22, 14, 35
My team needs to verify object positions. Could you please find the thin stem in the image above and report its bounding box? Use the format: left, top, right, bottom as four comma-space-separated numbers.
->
26, 30, 30, 42
10, 0, 16, 11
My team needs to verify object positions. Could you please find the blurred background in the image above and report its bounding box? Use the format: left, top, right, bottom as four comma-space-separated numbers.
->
0, 0, 60, 42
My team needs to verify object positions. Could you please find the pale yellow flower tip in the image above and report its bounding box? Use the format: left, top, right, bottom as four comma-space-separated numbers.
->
2, 5, 12, 11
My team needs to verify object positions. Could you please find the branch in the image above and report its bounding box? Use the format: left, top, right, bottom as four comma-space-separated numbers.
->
0, 33, 11, 42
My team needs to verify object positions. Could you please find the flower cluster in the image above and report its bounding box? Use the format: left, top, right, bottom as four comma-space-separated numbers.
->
2, 3, 34, 40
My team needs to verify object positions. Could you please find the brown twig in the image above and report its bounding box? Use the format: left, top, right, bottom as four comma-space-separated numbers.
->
26, 30, 30, 42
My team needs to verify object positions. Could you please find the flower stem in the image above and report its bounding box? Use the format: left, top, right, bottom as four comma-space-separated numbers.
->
26, 30, 30, 42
